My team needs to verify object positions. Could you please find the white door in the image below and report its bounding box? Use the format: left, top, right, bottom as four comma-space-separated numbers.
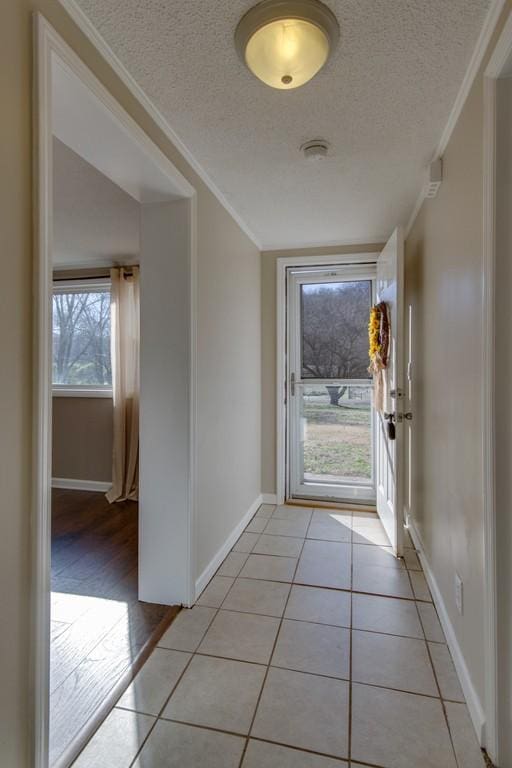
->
286, 264, 376, 504
375, 228, 405, 555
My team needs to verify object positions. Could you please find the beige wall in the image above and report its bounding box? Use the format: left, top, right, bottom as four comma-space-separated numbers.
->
495, 75, 512, 764
52, 397, 113, 482
0, 2, 260, 765
260, 244, 383, 495
404, 3, 511, 725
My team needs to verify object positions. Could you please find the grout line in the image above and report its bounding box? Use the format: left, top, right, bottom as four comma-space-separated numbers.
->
237, 508, 312, 767
127, 585, 227, 767
115, 507, 462, 768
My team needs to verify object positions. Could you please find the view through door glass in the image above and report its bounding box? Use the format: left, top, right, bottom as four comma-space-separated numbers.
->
288, 272, 375, 503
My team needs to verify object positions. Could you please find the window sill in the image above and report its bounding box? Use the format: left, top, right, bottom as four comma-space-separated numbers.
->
52, 388, 113, 399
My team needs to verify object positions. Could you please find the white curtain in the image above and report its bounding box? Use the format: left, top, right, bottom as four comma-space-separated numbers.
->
106, 266, 140, 503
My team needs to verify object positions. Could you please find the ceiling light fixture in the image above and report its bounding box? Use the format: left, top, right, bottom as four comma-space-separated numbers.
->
235, 0, 339, 90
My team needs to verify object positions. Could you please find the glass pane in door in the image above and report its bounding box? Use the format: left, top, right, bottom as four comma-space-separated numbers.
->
301, 281, 371, 379
288, 271, 375, 503
300, 383, 373, 487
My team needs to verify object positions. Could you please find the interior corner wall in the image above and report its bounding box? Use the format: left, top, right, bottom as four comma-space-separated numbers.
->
260, 244, 384, 497
2, 1, 262, 764
195, 193, 261, 579
404, 5, 510, 727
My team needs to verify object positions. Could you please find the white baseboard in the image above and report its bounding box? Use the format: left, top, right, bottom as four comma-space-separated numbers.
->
261, 493, 277, 504
195, 495, 263, 599
408, 519, 485, 744
52, 477, 111, 493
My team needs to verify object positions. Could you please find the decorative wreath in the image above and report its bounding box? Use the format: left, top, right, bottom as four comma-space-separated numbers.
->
368, 301, 390, 374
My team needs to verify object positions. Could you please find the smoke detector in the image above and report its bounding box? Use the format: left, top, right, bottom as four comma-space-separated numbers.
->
301, 139, 329, 160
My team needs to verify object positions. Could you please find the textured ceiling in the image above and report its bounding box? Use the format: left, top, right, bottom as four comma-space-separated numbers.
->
75, 0, 491, 249
53, 138, 140, 266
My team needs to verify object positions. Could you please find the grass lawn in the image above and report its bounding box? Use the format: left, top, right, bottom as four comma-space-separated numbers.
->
303, 400, 372, 481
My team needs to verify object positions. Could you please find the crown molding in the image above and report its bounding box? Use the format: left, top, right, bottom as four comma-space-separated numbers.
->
405, 0, 507, 238
261, 234, 387, 253
58, 0, 262, 250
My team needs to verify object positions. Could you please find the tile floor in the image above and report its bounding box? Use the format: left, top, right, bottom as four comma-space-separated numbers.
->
72, 505, 486, 768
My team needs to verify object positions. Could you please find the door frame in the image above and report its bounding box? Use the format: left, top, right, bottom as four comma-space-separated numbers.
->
482, 9, 512, 763
33, 15, 197, 768
276, 252, 381, 506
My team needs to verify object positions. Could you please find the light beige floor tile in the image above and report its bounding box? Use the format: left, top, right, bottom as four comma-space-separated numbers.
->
352, 563, 413, 598
272, 620, 350, 679
253, 534, 303, 557
353, 543, 405, 570
239, 553, 297, 582
285, 585, 351, 627
245, 518, 268, 534
198, 609, 280, 664
163, 655, 265, 734
217, 551, 249, 578
264, 518, 309, 537
233, 532, 260, 553
352, 593, 423, 638
117, 648, 191, 715
410, 570, 432, 601
222, 578, 290, 617
73, 707, 155, 768
445, 701, 486, 768
272, 505, 312, 523
295, 540, 351, 590
352, 523, 391, 546
352, 630, 437, 696
429, 642, 464, 701
417, 601, 445, 642
252, 667, 349, 758
197, 576, 234, 607
242, 739, 348, 767
132, 720, 245, 768
158, 606, 216, 652
255, 505, 275, 519
307, 521, 351, 542
351, 683, 457, 768
351, 511, 379, 525
312, 509, 352, 525
403, 548, 422, 570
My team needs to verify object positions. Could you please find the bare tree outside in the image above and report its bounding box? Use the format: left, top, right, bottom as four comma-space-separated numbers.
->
52, 289, 111, 386
301, 280, 371, 405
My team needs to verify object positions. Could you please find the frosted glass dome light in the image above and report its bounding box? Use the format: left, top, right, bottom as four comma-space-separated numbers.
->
235, 0, 339, 90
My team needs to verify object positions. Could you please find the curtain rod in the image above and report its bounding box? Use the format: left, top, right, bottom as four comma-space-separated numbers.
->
53, 266, 138, 282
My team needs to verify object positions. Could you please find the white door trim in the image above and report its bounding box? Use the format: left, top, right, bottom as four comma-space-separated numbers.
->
33, 15, 197, 767
276, 252, 381, 505
482, 9, 512, 763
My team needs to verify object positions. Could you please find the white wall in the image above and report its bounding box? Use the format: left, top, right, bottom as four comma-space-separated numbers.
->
139, 199, 192, 605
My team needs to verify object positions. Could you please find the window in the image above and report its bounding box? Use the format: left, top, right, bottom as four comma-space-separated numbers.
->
300, 279, 372, 380
52, 280, 112, 395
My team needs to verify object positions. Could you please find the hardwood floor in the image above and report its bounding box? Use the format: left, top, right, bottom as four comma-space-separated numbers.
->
50, 489, 179, 768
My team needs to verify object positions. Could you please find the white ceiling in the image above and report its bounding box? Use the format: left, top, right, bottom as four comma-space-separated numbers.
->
75, 0, 491, 249
53, 137, 140, 266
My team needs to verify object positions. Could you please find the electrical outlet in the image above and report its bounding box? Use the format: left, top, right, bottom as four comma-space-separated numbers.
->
455, 573, 463, 615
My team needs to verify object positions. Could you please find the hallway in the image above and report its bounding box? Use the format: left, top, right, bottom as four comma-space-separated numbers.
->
71, 504, 485, 768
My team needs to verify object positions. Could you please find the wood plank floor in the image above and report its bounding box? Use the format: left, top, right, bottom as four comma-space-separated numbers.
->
50, 489, 179, 768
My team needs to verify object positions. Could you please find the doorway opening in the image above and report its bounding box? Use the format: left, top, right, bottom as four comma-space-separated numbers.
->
34, 16, 197, 768
286, 265, 376, 505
